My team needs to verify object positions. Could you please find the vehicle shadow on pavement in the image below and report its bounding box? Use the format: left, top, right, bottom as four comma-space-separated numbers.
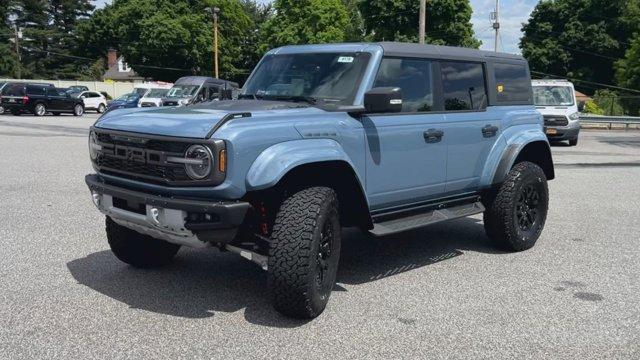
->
66, 217, 502, 328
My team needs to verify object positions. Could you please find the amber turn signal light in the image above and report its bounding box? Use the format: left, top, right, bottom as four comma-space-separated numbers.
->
218, 149, 226, 172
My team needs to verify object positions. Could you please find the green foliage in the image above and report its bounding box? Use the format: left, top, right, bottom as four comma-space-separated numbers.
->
77, 0, 255, 82
615, 34, 640, 91
593, 89, 625, 116
582, 100, 604, 115
259, 0, 351, 52
521, 0, 640, 94
359, 0, 480, 48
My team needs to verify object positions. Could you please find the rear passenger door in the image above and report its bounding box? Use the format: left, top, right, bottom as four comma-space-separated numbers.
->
363, 57, 447, 210
440, 61, 498, 193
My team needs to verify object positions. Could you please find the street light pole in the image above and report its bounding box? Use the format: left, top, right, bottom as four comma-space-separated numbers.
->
419, 0, 426, 44
493, 0, 500, 52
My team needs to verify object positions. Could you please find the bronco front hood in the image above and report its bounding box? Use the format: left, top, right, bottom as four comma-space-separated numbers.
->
94, 100, 315, 139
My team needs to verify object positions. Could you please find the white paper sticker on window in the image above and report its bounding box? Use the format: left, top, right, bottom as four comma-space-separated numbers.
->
338, 56, 354, 63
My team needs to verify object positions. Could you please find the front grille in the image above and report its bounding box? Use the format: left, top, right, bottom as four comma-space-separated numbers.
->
544, 115, 569, 127
94, 132, 191, 184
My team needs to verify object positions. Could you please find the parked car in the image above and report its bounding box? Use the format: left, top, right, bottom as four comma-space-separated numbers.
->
73, 91, 108, 113
161, 76, 239, 106
86, 43, 554, 319
532, 79, 580, 146
67, 85, 90, 93
138, 88, 170, 107
105, 92, 140, 112
1, 83, 84, 116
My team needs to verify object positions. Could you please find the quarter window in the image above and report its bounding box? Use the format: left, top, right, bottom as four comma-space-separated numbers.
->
494, 63, 531, 103
441, 62, 487, 111
373, 57, 434, 112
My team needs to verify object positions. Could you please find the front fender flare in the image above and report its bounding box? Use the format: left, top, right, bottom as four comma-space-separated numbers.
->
485, 129, 552, 185
246, 139, 360, 191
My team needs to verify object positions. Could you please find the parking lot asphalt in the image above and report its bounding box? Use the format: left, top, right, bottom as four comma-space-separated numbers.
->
0, 114, 639, 359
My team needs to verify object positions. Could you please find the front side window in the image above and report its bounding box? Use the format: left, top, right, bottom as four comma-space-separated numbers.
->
533, 86, 574, 106
441, 62, 487, 111
243, 52, 371, 107
494, 63, 531, 103
373, 57, 433, 112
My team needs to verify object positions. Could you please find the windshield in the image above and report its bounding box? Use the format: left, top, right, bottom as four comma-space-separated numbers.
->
116, 93, 139, 102
533, 86, 575, 106
144, 89, 169, 98
167, 85, 199, 98
243, 52, 372, 107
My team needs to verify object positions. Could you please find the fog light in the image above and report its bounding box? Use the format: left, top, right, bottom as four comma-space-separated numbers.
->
150, 207, 161, 225
91, 192, 102, 208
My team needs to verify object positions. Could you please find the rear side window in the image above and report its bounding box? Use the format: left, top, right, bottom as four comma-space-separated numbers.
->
494, 63, 531, 103
3, 83, 25, 96
373, 57, 434, 112
27, 86, 46, 96
441, 62, 487, 111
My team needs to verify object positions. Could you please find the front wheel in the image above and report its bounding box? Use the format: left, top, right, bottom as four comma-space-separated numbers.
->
73, 104, 84, 116
268, 187, 341, 319
106, 217, 181, 268
483, 161, 549, 251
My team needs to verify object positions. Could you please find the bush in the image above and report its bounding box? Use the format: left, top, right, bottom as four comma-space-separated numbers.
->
583, 100, 605, 115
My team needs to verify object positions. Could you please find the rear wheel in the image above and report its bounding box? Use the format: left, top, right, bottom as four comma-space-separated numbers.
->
73, 104, 84, 116
268, 187, 341, 319
106, 217, 181, 268
97, 103, 106, 113
483, 161, 549, 251
34, 103, 46, 116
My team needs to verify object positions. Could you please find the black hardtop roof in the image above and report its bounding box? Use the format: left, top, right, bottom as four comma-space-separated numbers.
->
175, 76, 239, 88
378, 42, 526, 62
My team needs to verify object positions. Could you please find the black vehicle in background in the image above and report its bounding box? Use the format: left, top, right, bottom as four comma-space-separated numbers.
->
0, 83, 85, 116
161, 76, 239, 107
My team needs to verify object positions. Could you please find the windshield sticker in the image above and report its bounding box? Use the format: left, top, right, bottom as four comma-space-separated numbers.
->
338, 56, 354, 63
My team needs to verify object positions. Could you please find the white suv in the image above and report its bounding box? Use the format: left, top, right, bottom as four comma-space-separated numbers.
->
75, 91, 108, 113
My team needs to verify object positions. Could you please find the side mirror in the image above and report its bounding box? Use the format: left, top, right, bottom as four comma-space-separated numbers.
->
364, 87, 403, 113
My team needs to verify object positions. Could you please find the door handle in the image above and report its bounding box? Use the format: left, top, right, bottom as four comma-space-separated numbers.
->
423, 129, 444, 143
482, 125, 499, 138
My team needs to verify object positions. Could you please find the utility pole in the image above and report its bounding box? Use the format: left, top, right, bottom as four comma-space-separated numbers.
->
213, 7, 220, 79
205, 7, 220, 78
13, 24, 21, 79
419, 0, 426, 44
492, 0, 500, 52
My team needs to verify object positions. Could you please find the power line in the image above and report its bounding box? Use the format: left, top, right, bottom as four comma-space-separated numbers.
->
531, 70, 640, 94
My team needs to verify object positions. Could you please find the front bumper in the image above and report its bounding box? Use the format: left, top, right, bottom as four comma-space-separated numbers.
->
545, 121, 580, 141
85, 174, 250, 247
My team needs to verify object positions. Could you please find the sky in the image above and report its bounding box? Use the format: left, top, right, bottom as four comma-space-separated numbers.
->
94, 0, 538, 54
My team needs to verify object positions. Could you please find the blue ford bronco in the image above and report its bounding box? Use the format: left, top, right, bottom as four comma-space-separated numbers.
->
86, 43, 554, 319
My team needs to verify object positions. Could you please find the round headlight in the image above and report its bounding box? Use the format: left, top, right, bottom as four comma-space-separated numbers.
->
89, 131, 101, 160
184, 145, 213, 180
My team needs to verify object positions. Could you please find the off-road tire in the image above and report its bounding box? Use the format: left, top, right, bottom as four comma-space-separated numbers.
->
568, 138, 578, 146
105, 216, 180, 268
268, 187, 341, 319
483, 161, 548, 252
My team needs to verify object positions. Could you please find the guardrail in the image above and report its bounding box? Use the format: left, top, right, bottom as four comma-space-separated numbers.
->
579, 115, 640, 129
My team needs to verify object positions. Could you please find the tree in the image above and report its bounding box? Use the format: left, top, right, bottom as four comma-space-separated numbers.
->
359, 0, 480, 48
520, 0, 640, 94
615, 34, 640, 91
77, 0, 254, 82
11, 0, 95, 79
259, 0, 351, 52
0, 0, 19, 77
